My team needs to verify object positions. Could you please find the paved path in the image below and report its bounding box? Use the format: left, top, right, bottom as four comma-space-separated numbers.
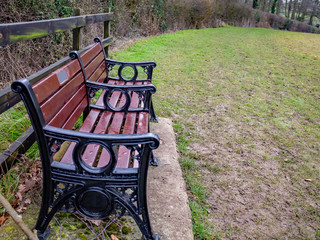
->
148, 118, 194, 240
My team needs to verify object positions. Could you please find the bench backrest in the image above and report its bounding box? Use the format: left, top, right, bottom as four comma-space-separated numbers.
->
32, 41, 107, 129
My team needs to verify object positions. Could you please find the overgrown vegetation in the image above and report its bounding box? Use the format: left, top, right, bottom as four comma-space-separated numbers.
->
112, 27, 320, 239
0, 0, 320, 239
0, 0, 319, 88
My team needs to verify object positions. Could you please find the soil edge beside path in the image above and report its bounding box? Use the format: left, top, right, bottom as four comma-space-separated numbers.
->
148, 118, 193, 240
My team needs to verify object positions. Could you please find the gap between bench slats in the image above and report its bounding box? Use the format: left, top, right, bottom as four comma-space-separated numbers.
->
59, 80, 120, 164
58, 81, 149, 170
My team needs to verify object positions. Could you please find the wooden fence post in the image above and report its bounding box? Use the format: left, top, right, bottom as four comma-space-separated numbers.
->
72, 8, 82, 50
104, 8, 111, 58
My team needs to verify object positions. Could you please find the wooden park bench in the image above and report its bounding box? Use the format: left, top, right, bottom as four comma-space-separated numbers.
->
11, 36, 161, 240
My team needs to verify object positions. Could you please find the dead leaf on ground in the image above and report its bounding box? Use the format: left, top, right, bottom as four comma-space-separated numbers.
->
90, 219, 102, 226
0, 215, 9, 226
111, 235, 119, 240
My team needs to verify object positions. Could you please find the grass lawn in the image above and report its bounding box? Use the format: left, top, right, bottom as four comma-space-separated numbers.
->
1, 26, 319, 239
112, 27, 320, 239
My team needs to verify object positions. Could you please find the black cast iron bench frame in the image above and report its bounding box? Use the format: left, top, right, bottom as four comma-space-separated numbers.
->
11, 37, 161, 240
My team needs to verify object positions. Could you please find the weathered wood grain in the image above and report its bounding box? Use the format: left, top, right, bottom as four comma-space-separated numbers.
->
0, 13, 114, 46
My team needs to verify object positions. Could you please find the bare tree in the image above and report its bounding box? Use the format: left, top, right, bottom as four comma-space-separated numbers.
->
276, 0, 282, 14
309, 0, 320, 25
291, 0, 298, 19
298, 0, 308, 21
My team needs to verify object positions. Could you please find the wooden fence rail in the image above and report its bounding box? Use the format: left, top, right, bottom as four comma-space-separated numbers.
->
0, 12, 113, 47
0, 11, 113, 174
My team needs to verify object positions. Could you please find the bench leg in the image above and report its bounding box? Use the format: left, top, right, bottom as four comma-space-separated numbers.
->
36, 184, 82, 239
150, 100, 158, 123
149, 151, 159, 166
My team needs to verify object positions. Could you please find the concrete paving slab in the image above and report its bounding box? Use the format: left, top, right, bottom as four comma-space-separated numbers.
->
148, 118, 194, 240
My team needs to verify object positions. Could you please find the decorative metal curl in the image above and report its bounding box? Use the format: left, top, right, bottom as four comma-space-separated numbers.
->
130, 145, 142, 162
137, 91, 146, 103
53, 181, 77, 213
72, 141, 116, 175
88, 87, 99, 98
48, 138, 64, 156
114, 202, 127, 217
106, 62, 116, 73
141, 65, 152, 78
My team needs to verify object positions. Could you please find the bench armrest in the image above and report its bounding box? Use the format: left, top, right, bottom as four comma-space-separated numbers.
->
86, 80, 156, 113
44, 125, 159, 174
44, 125, 159, 149
106, 58, 156, 82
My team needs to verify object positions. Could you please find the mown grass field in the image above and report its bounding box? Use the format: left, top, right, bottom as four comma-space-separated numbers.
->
1, 26, 319, 239
112, 27, 320, 239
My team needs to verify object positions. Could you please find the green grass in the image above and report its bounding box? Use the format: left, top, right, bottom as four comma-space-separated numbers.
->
112, 27, 320, 239
1, 26, 319, 239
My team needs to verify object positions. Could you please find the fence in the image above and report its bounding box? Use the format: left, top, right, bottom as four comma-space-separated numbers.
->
0, 10, 114, 174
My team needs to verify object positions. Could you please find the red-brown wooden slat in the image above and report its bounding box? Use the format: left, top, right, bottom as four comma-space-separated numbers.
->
81, 81, 123, 167
134, 82, 149, 168
132, 111, 149, 168
59, 109, 100, 164
85, 53, 104, 79
137, 112, 149, 134
88, 61, 106, 83
81, 43, 101, 67
40, 73, 85, 122
116, 82, 141, 168
96, 82, 134, 168
33, 59, 81, 104
62, 97, 88, 130
60, 80, 119, 166
48, 86, 87, 128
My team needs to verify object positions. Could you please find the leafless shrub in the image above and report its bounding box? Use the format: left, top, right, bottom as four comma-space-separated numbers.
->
0, 0, 318, 88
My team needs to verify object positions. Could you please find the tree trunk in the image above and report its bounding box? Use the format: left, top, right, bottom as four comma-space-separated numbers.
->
276, 0, 281, 15
299, 0, 307, 22
309, 0, 319, 25
260, 0, 267, 11
285, 0, 288, 17
291, 0, 298, 20
271, 0, 278, 14
288, 0, 293, 18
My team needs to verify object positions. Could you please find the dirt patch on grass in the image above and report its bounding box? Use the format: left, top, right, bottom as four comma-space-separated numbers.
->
188, 106, 319, 239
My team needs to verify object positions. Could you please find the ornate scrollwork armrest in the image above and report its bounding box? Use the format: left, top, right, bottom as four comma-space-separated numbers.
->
86, 80, 156, 112
44, 125, 159, 175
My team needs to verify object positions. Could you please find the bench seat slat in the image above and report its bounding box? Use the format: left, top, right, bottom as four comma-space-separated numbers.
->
116, 82, 142, 168
59, 80, 121, 166
80, 81, 122, 167
59, 109, 101, 164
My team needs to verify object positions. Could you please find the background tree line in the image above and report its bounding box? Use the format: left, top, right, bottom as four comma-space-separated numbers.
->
0, 0, 319, 89
249, 0, 320, 25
